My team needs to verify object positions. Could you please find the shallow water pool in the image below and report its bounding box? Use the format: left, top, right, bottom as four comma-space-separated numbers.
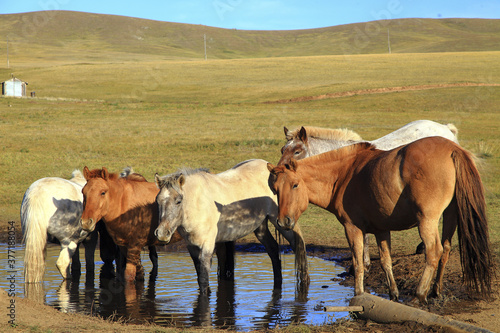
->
1, 244, 353, 330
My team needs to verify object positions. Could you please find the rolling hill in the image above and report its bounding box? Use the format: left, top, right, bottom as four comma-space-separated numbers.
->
0, 10, 499, 64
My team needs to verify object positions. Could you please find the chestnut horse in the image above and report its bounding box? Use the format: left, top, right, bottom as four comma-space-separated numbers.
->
80, 167, 182, 284
268, 137, 493, 303
279, 120, 459, 270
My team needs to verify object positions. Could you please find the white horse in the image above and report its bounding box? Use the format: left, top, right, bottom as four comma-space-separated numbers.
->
154, 159, 308, 294
280, 120, 458, 163
279, 120, 459, 269
21, 170, 117, 283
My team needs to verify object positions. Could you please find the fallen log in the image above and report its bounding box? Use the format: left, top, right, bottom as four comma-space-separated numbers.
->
348, 293, 492, 333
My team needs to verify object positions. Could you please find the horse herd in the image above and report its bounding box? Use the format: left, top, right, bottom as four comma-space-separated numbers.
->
20, 120, 493, 304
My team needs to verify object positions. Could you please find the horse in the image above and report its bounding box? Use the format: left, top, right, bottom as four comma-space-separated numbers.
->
20, 170, 117, 283
279, 119, 459, 269
268, 137, 493, 303
79, 166, 235, 285
279, 120, 458, 163
154, 159, 307, 295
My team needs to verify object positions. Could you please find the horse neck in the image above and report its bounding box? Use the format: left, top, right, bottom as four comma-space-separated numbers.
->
103, 178, 154, 222
297, 149, 362, 208
307, 137, 364, 156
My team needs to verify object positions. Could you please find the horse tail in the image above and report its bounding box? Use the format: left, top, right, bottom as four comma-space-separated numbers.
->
452, 148, 493, 297
21, 186, 49, 283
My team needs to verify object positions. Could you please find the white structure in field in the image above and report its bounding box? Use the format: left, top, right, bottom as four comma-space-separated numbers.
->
2, 77, 28, 97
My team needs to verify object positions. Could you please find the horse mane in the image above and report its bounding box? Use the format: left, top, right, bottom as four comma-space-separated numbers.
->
85, 168, 120, 181
125, 173, 148, 182
307, 141, 375, 163
156, 168, 209, 189
287, 126, 363, 142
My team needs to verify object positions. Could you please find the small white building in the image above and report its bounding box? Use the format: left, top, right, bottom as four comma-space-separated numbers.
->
2, 77, 28, 97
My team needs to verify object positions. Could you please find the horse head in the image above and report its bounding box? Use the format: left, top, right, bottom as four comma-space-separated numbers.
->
279, 126, 309, 165
154, 173, 185, 243
80, 166, 111, 232
267, 160, 309, 230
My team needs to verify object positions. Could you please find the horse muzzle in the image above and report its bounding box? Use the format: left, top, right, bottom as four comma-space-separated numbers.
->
154, 227, 173, 244
277, 216, 295, 230
80, 218, 96, 232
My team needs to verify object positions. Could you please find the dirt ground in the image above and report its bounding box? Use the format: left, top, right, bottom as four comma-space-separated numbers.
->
1, 239, 499, 333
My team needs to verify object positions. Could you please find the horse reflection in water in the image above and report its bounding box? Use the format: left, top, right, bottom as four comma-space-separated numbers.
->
50, 256, 310, 329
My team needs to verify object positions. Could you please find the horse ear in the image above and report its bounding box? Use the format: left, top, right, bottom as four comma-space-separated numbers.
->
101, 167, 109, 180
83, 166, 90, 180
298, 127, 308, 143
289, 158, 298, 171
283, 127, 289, 136
154, 173, 162, 188
178, 174, 186, 188
267, 163, 275, 173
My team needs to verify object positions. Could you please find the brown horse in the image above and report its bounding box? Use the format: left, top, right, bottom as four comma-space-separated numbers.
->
267, 137, 493, 303
80, 167, 176, 284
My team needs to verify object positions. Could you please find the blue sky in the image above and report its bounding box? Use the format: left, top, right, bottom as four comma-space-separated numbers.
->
1, 0, 499, 30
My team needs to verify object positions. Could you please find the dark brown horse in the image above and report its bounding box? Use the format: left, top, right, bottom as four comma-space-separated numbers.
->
268, 137, 493, 303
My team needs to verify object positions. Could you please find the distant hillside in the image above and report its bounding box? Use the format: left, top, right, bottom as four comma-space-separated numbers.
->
1, 11, 500, 62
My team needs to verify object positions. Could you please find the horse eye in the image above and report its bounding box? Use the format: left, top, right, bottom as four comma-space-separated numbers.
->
294, 150, 301, 155
292, 183, 299, 189
175, 195, 183, 205
101, 191, 106, 196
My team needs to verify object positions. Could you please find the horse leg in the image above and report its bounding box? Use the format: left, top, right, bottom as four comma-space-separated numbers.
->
188, 244, 212, 295
273, 223, 309, 288
416, 218, 443, 303
83, 230, 98, 279
215, 241, 235, 281
374, 231, 398, 301
254, 222, 282, 290
363, 234, 371, 272
433, 204, 458, 298
97, 221, 117, 277
57, 241, 78, 280
148, 245, 158, 276
344, 223, 365, 296
115, 246, 127, 283
70, 243, 81, 278
125, 248, 144, 283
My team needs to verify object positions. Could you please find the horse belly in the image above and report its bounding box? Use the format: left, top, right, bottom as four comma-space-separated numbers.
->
215, 210, 268, 242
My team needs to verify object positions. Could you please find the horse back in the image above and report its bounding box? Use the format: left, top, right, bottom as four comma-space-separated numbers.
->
342, 137, 459, 231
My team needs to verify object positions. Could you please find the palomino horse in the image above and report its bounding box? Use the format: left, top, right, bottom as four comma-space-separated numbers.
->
268, 137, 493, 303
80, 167, 235, 285
20, 170, 117, 283
279, 120, 459, 269
154, 159, 307, 294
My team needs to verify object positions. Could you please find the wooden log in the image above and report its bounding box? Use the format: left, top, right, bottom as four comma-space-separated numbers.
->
349, 293, 492, 333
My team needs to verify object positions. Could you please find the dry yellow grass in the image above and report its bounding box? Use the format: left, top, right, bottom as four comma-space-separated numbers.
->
1, 51, 499, 254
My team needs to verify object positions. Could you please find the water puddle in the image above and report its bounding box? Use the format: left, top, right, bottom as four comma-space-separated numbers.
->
1, 244, 353, 330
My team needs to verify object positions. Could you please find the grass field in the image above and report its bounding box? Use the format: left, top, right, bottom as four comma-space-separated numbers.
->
1, 47, 499, 258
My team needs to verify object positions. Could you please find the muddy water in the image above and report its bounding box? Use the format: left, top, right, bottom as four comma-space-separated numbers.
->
1, 244, 353, 330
